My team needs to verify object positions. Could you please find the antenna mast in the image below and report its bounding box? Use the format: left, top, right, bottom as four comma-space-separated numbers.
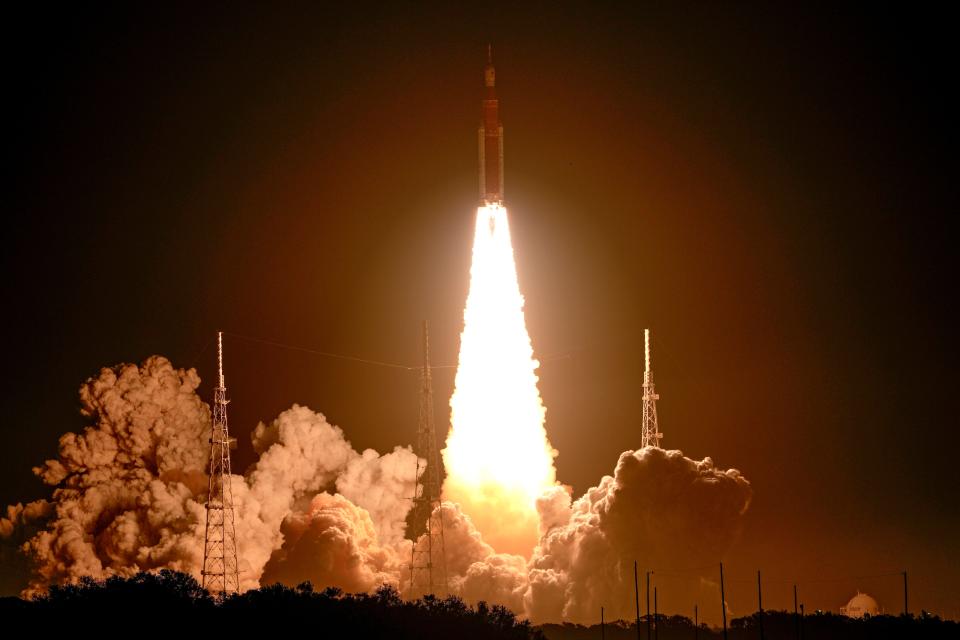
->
201, 331, 239, 596
641, 329, 663, 448
408, 321, 448, 597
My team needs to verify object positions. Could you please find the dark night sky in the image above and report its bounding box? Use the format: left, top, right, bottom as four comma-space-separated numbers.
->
4, 3, 957, 617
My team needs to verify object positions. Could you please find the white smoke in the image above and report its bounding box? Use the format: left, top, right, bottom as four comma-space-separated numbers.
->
524, 447, 753, 623
259, 492, 406, 593
460, 552, 530, 614
3, 357, 211, 597
0, 358, 420, 597
240, 405, 419, 587
2, 355, 753, 627
401, 447, 751, 623
237, 403, 361, 584
0, 500, 53, 594
336, 446, 420, 545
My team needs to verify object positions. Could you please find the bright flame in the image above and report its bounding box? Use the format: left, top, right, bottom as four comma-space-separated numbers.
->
442, 203, 557, 556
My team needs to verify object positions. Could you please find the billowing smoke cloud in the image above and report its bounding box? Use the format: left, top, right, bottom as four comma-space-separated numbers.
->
460, 551, 529, 614
2, 355, 752, 628
259, 492, 406, 592
402, 501, 528, 610
524, 447, 753, 623
238, 406, 419, 590
236, 403, 361, 584
0, 358, 420, 597
237, 405, 419, 585
1, 357, 211, 597
402, 448, 751, 623
0, 500, 53, 594
336, 447, 420, 545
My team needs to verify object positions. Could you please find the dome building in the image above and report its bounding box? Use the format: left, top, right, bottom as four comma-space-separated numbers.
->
840, 592, 881, 618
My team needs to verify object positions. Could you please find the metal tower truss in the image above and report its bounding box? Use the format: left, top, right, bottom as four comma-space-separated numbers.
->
641, 328, 663, 449
201, 331, 240, 596
408, 321, 448, 598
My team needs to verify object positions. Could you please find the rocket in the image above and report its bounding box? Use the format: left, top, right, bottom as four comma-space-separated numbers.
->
478, 45, 504, 205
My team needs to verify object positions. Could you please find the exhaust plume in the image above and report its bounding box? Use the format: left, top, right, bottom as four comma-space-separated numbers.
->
443, 204, 558, 556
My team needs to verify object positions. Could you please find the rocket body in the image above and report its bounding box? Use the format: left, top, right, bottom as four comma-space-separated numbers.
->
478, 51, 504, 204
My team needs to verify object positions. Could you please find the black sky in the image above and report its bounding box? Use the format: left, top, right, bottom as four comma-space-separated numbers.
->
4, 3, 957, 617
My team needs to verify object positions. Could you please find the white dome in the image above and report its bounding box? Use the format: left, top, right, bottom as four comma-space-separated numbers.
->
841, 592, 880, 618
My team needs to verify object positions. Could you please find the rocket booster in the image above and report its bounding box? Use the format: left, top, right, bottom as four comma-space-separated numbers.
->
478, 46, 504, 204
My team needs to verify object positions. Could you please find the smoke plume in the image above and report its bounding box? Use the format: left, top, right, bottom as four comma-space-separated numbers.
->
0, 357, 211, 597
0, 358, 420, 597
259, 492, 406, 592
2, 355, 752, 628
0, 500, 53, 594
442, 205, 559, 557
524, 447, 753, 623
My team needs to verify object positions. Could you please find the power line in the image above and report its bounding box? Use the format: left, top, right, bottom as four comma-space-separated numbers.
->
650, 563, 719, 576
187, 335, 216, 369
218, 330, 574, 372
223, 331, 415, 370
731, 571, 905, 585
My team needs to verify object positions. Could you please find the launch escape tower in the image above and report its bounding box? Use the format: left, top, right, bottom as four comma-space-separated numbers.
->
408, 321, 448, 597
201, 331, 240, 596
641, 329, 663, 449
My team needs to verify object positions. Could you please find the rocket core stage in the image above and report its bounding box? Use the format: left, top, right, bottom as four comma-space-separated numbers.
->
478, 46, 504, 205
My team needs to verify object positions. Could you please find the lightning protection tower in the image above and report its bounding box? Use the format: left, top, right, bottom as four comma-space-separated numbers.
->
641, 328, 663, 448
408, 321, 448, 597
201, 331, 239, 596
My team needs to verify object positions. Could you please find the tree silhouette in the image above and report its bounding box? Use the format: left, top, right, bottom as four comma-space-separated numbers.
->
4, 573, 956, 638
540, 609, 958, 640
0, 570, 543, 638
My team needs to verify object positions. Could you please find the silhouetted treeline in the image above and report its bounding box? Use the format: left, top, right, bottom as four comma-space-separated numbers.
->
0, 570, 543, 639
3, 573, 955, 638
540, 610, 958, 640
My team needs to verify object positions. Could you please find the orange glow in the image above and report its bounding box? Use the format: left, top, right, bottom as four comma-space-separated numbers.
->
442, 203, 557, 556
